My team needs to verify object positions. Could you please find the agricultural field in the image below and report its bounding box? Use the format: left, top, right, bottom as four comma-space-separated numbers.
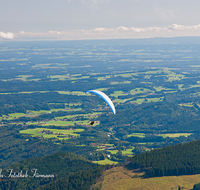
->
41, 119, 89, 127
0, 107, 84, 121
92, 158, 118, 165
127, 133, 146, 138
106, 148, 135, 156
157, 133, 192, 138
19, 128, 84, 140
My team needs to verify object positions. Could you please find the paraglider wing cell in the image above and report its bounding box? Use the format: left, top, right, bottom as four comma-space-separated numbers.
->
85, 90, 116, 114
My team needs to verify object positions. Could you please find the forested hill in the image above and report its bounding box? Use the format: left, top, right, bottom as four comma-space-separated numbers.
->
0, 151, 103, 190
36, 167, 104, 190
9, 151, 94, 177
126, 140, 200, 177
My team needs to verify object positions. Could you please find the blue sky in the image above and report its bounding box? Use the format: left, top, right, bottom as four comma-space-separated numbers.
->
1, 0, 200, 40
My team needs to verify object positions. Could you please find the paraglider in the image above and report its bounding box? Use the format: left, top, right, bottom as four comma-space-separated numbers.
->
89, 121, 95, 125
85, 90, 116, 114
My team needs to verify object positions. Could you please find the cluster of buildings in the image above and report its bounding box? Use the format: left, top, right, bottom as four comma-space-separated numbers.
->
38, 130, 54, 134
37, 129, 76, 138
90, 143, 116, 150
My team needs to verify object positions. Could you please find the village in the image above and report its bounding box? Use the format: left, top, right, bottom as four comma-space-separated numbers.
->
37, 128, 76, 138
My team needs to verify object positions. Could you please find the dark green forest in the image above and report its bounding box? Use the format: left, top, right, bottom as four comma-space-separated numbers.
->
193, 183, 200, 190
0, 151, 105, 190
126, 140, 200, 177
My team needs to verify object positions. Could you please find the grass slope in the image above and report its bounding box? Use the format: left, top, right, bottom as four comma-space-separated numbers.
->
101, 167, 200, 190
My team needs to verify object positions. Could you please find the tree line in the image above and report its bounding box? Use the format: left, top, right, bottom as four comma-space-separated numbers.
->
126, 140, 200, 177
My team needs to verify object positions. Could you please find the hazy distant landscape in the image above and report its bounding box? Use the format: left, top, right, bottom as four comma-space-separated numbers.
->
1, 37, 200, 189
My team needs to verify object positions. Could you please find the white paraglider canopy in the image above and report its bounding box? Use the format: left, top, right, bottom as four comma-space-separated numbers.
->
85, 90, 116, 114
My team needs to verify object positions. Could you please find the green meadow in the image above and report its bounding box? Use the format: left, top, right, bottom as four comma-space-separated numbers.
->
127, 133, 146, 138
110, 91, 127, 98
18, 91, 49, 94
96, 144, 114, 149
179, 103, 193, 107
114, 73, 137, 78
163, 91, 177, 93
41, 119, 90, 127
166, 73, 185, 82
3, 113, 27, 120
19, 128, 84, 140
121, 148, 135, 155
65, 103, 82, 106
49, 75, 70, 80
190, 65, 200, 67
103, 144, 114, 146
113, 98, 133, 104
157, 133, 192, 138
57, 91, 85, 96
131, 98, 145, 104
55, 112, 101, 119
147, 97, 164, 102
29, 108, 75, 115
178, 84, 184, 89
141, 70, 163, 74
111, 81, 131, 85
92, 158, 118, 165
129, 88, 152, 95
94, 88, 109, 92
190, 84, 200, 88
2, 107, 83, 121
97, 76, 111, 81
106, 149, 134, 156
106, 150, 118, 154
130, 97, 163, 104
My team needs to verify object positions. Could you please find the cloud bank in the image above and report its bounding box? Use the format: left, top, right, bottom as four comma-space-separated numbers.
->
5, 24, 200, 41
0, 31, 14, 39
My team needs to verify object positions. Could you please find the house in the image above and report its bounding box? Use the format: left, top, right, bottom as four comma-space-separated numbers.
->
90, 143, 97, 146
106, 147, 115, 150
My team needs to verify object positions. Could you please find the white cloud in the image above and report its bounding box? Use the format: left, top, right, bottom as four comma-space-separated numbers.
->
117, 26, 129, 31
168, 24, 200, 30
0, 31, 14, 39
93, 27, 107, 32
92, 27, 114, 32
10, 24, 200, 41
130, 27, 146, 32
48, 31, 63, 35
